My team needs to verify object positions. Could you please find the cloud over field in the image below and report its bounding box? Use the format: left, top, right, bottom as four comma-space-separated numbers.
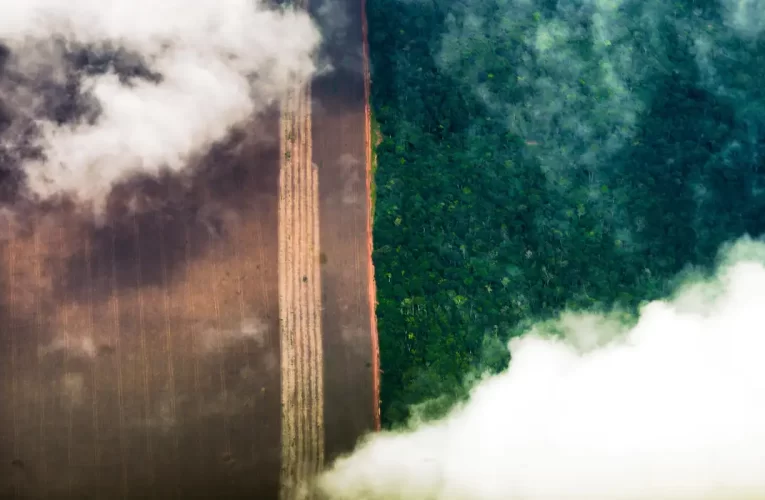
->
0, 0, 320, 210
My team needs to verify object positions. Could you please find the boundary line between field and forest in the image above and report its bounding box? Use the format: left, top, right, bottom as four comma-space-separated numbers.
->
361, 0, 381, 433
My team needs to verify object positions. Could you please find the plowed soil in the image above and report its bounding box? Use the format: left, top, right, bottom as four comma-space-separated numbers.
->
0, 0, 377, 497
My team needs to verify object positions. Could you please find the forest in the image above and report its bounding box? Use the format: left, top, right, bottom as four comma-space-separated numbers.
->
366, 0, 765, 427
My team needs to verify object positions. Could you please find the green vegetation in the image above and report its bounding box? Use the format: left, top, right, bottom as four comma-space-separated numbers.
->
369, 111, 381, 221
367, 0, 765, 427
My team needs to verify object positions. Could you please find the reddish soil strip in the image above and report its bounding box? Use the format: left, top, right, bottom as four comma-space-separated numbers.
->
361, 0, 381, 433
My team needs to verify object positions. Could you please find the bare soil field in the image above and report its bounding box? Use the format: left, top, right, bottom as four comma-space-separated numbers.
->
0, 0, 377, 497
309, 0, 379, 465
0, 123, 284, 499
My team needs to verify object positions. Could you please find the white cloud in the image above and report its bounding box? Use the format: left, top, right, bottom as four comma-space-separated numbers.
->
38, 334, 96, 359
0, 0, 321, 209
319, 238, 765, 500
197, 317, 269, 353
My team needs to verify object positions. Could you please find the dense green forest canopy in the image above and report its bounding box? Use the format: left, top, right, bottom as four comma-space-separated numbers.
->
366, 0, 765, 426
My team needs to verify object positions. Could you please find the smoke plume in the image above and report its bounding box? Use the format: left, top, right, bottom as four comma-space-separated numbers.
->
319, 238, 765, 499
0, 0, 320, 209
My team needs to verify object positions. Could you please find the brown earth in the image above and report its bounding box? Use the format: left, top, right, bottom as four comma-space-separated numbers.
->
310, 0, 379, 465
0, 0, 378, 496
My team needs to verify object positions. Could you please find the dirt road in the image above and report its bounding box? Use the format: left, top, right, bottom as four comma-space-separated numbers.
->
0, 0, 377, 496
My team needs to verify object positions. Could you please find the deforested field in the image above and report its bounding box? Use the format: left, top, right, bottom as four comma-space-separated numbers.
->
0, 0, 377, 497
